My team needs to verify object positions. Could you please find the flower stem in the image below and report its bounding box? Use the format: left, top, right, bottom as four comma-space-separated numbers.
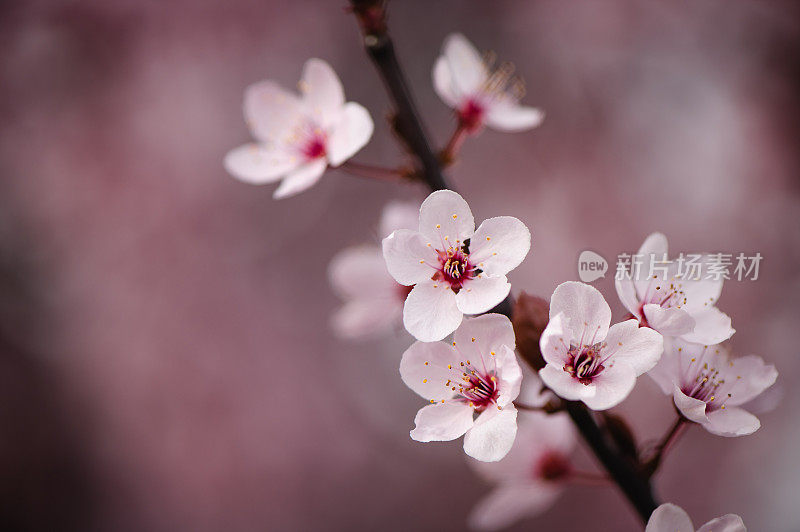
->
440, 124, 469, 166
339, 160, 408, 183
642, 416, 688, 477
567, 470, 612, 486
349, 0, 451, 192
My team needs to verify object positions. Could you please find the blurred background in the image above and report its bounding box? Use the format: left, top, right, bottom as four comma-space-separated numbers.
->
1, 0, 798, 530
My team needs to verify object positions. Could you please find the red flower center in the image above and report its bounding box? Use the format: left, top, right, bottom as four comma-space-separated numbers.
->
457, 98, 486, 133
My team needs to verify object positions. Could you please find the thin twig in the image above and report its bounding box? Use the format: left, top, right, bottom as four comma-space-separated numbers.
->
440, 124, 469, 166
642, 416, 688, 477
339, 160, 408, 183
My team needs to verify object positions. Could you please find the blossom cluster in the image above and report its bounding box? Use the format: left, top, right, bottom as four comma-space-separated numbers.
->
226, 28, 776, 532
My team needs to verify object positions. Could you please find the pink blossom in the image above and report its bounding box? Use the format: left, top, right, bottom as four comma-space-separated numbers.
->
225, 59, 373, 199
539, 282, 663, 410
646, 503, 745, 532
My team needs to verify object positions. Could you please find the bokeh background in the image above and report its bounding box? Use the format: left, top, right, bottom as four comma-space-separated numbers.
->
1, 0, 799, 530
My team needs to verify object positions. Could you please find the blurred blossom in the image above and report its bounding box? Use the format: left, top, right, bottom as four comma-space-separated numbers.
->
616, 232, 735, 345
649, 338, 778, 437
646, 503, 745, 532
399, 314, 522, 462
383, 190, 531, 341
328, 201, 418, 339
467, 411, 576, 531
539, 282, 663, 410
433, 33, 544, 134
224, 58, 373, 198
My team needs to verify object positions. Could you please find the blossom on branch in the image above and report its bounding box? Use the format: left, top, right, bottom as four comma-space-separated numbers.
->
399, 314, 522, 462
467, 411, 576, 530
646, 503, 745, 532
225, 58, 374, 199
383, 190, 531, 342
328, 201, 419, 339
539, 282, 663, 410
433, 33, 544, 134
649, 338, 778, 437
615, 232, 735, 345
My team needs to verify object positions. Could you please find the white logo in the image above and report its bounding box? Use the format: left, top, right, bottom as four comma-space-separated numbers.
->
578, 250, 608, 283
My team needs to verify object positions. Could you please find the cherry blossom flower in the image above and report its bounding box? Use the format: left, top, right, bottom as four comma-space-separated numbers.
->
433, 33, 544, 134
467, 411, 576, 530
382, 190, 531, 342
649, 338, 778, 437
615, 232, 735, 345
646, 503, 745, 532
225, 58, 374, 199
328, 201, 418, 339
539, 282, 663, 410
399, 314, 522, 462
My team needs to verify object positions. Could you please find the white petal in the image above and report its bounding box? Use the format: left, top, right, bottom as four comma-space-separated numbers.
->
300, 58, 344, 125
680, 307, 734, 345
453, 313, 515, 361
418, 189, 475, 244
403, 281, 463, 342
615, 275, 641, 318
645, 503, 694, 532
442, 33, 488, 96
673, 385, 710, 425
549, 281, 611, 344
328, 245, 394, 300
634, 232, 670, 298
468, 482, 561, 531
463, 407, 518, 462
484, 102, 544, 132
400, 340, 462, 401
638, 232, 669, 257
432, 55, 461, 108
647, 338, 682, 395
331, 300, 401, 339
723, 355, 778, 406
410, 403, 474, 442
379, 201, 420, 239
539, 364, 595, 402
224, 143, 299, 184
697, 514, 746, 532
643, 304, 695, 337
244, 80, 304, 143
455, 275, 511, 315
704, 407, 760, 437
494, 345, 523, 407
582, 362, 637, 411
678, 268, 724, 313
602, 320, 663, 375
272, 159, 327, 199
327, 102, 374, 167
539, 313, 571, 367
381, 229, 439, 286
468, 216, 532, 276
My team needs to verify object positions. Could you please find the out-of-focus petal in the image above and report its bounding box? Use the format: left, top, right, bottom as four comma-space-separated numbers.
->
224, 143, 298, 184
696, 514, 746, 532
244, 80, 304, 143
645, 503, 694, 532
300, 58, 344, 124
484, 102, 544, 132
468, 482, 561, 531
272, 158, 327, 199
327, 102, 374, 167
442, 33, 488, 96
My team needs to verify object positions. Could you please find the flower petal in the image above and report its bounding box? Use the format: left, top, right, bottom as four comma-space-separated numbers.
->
672, 385, 710, 425
680, 307, 734, 345
468, 216, 532, 276
432, 55, 461, 108
615, 275, 641, 318
410, 403, 474, 442
403, 281, 463, 342
418, 189, 475, 244
224, 143, 299, 184
463, 407, 518, 462
400, 340, 462, 401
539, 364, 595, 402
382, 229, 439, 285
602, 320, 663, 375
244, 80, 304, 143
441, 33, 488, 97
328, 245, 395, 300
331, 299, 401, 340
468, 482, 561, 531
723, 355, 778, 406
484, 102, 544, 132
582, 362, 636, 411
300, 58, 344, 125
549, 281, 611, 344
453, 313, 515, 361
643, 304, 695, 337
645, 503, 694, 532
539, 312, 571, 367
272, 158, 327, 199
455, 275, 511, 315
696, 514, 746, 532
494, 345, 523, 407
704, 406, 760, 437
327, 102, 374, 167
647, 338, 682, 395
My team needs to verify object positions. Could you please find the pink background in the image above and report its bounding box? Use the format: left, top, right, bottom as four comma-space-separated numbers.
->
1, 1, 798, 530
